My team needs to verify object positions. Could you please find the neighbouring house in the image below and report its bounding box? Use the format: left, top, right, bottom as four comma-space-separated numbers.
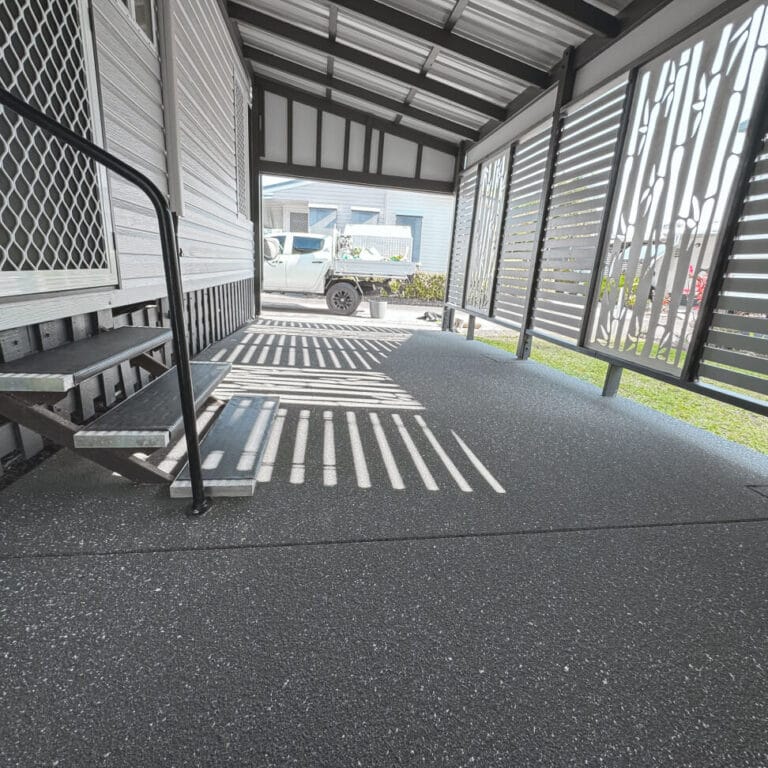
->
262, 177, 455, 273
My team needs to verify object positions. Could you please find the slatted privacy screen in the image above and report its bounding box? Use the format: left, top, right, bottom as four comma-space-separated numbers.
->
0, 0, 116, 298
531, 78, 629, 342
464, 150, 509, 315
492, 121, 552, 327
698, 133, 768, 401
589, 2, 768, 373
446, 167, 478, 307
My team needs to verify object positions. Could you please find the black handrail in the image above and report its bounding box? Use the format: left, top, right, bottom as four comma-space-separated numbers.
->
0, 88, 210, 516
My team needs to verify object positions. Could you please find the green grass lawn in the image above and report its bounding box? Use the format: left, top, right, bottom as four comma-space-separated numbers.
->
479, 336, 768, 455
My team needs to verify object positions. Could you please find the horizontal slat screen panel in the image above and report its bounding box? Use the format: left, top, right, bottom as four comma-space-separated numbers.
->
446, 168, 478, 307
464, 150, 509, 315
532, 78, 628, 342
698, 135, 768, 402
492, 121, 552, 327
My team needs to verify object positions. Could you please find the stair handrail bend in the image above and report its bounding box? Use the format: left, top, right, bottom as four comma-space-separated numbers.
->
0, 88, 210, 516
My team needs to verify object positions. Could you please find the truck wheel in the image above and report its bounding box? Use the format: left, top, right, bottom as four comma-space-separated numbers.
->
326, 282, 361, 315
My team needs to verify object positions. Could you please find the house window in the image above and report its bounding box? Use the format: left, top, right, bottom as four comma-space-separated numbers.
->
118, 0, 156, 44
309, 206, 338, 234
395, 215, 423, 264
350, 208, 379, 225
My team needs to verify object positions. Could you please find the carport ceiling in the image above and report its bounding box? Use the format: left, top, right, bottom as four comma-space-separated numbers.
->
228, 0, 673, 150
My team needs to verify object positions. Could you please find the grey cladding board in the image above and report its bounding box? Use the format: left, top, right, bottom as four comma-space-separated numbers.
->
0, 327, 173, 392
74, 362, 230, 449
170, 395, 280, 498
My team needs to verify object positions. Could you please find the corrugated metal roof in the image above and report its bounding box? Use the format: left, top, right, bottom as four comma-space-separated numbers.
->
335, 13, 433, 69
332, 60, 413, 101
230, 0, 649, 153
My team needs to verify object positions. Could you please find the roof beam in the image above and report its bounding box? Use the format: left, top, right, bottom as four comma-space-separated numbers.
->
444, 0, 470, 32
255, 76, 460, 155
532, 0, 621, 37
228, 2, 508, 119
247, 48, 479, 140
324, 0, 551, 86
257, 160, 455, 193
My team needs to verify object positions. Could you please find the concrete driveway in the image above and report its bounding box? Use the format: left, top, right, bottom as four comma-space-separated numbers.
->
1, 303, 767, 767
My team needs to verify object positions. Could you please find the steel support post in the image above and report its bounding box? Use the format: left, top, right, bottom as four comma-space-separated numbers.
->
602, 363, 624, 397
249, 93, 263, 317
578, 68, 639, 349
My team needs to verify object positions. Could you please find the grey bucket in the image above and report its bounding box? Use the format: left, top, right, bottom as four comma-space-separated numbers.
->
369, 299, 388, 319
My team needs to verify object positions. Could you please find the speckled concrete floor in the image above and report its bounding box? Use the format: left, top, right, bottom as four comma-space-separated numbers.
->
1, 311, 767, 767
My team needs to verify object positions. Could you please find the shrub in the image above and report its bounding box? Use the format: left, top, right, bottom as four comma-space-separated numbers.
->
382, 272, 446, 301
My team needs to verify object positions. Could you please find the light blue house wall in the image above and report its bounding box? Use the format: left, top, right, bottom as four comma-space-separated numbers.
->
263, 177, 455, 274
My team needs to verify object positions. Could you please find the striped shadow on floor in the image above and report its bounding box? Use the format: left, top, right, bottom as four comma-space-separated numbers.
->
256, 408, 505, 495
207, 325, 410, 370
214, 366, 423, 410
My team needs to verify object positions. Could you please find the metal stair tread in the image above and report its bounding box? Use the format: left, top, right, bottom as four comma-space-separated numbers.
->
0, 327, 173, 392
74, 361, 231, 449
170, 395, 280, 498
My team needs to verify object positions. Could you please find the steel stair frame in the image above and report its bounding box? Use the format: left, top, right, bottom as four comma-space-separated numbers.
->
0, 88, 210, 515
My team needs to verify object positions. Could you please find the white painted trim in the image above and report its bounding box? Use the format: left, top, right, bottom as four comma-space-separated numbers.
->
0, 269, 253, 331
110, 0, 159, 51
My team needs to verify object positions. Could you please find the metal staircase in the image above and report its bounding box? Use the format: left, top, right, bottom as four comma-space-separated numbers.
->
0, 326, 277, 499
0, 89, 276, 513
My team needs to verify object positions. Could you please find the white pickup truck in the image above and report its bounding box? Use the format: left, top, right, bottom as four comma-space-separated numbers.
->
262, 232, 416, 315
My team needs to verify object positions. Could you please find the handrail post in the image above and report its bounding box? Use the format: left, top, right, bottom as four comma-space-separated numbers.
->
155, 205, 210, 516
0, 88, 210, 516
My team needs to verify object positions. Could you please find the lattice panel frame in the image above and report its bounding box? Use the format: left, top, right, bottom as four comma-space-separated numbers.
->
492, 120, 552, 327
589, 2, 768, 373
698, 132, 768, 401
532, 78, 629, 342
446, 167, 478, 308
464, 149, 509, 316
0, 0, 116, 298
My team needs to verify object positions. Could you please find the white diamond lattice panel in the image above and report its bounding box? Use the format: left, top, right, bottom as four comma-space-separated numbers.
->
0, 0, 114, 297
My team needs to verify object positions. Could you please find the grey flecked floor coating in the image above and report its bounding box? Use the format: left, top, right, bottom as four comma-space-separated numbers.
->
1, 310, 767, 767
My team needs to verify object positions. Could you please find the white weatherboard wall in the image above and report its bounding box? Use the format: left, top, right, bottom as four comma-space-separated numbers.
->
0, 0, 253, 330
172, 0, 253, 277
92, 0, 168, 290
264, 180, 455, 273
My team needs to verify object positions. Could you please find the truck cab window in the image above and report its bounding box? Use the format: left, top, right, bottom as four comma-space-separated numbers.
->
292, 237, 326, 254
